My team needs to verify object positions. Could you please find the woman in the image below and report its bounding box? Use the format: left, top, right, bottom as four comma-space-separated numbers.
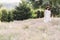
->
44, 6, 51, 23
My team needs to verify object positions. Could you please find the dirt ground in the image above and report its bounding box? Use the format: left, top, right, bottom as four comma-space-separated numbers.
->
0, 18, 60, 40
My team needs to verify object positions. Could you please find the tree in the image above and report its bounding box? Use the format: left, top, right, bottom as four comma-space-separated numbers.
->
13, 2, 32, 20
7, 11, 14, 22
49, 0, 60, 17
30, 0, 43, 9
1, 9, 8, 22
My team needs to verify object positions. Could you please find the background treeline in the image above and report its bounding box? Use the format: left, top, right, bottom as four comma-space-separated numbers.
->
0, 0, 60, 22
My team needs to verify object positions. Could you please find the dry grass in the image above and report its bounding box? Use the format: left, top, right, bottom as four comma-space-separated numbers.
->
0, 18, 60, 40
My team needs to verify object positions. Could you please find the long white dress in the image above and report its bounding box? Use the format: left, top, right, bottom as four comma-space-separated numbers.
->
44, 10, 51, 23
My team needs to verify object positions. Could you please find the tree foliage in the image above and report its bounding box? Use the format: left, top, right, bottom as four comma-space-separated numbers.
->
13, 2, 32, 20
30, 0, 43, 9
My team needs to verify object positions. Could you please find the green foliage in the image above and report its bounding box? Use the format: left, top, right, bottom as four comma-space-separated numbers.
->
7, 11, 14, 22
35, 10, 40, 18
13, 3, 32, 20
31, 13, 37, 18
1, 9, 8, 22
31, 10, 37, 18
30, 0, 43, 9
49, 0, 60, 17
40, 11, 44, 18
1, 9, 14, 22
35, 10, 44, 18
51, 7, 59, 17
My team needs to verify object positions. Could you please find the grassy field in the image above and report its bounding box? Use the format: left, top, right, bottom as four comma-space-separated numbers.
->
0, 18, 60, 40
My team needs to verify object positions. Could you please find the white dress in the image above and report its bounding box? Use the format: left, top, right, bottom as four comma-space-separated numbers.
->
44, 10, 51, 23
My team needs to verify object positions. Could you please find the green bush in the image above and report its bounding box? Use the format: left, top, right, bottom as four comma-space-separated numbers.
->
51, 7, 60, 17
31, 10, 37, 18
35, 10, 44, 18
7, 11, 14, 22
1, 9, 14, 22
40, 11, 44, 18
1, 9, 8, 22
13, 3, 32, 20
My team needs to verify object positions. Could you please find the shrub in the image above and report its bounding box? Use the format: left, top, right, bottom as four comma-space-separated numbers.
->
7, 11, 14, 22
51, 7, 60, 17
13, 3, 32, 20
1, 9, 14, 22
40, 11, 44, 18
35, 10, 44, 18
1, 9, 8, 22
31, 10, 37, 18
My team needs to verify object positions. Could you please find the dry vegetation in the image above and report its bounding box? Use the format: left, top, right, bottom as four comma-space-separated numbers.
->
0, 18, 60, 40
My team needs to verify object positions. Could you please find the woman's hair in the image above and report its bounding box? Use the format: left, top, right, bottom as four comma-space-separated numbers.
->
45, 6, 51, 10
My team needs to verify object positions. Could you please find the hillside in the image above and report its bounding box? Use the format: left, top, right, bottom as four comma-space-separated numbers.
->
0, 18, 60, 40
